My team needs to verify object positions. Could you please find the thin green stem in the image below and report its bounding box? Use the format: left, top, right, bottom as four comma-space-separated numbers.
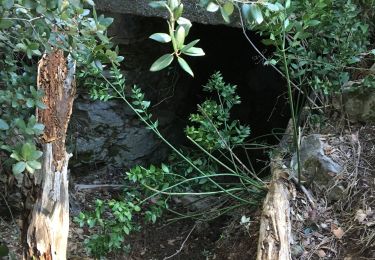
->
281, 19, 301, 184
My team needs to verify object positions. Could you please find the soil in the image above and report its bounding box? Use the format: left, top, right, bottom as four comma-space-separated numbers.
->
1, 164, 260, 260
1, 114, 374, 260
287, 114, 375, 259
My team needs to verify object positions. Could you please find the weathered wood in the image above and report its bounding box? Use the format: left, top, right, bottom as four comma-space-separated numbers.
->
257, 119, 293, 260
22, 50, 76, 260
256, 156, 292, 260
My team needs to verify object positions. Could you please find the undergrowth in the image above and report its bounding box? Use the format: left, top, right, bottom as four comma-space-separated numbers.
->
76, 71, 266, 257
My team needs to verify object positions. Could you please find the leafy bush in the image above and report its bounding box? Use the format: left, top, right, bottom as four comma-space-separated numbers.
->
77, 72, 265, 257
0, 1, 123, 176
200, 0, 374, 94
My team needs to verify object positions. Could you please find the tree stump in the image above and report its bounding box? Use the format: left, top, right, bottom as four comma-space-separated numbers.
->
22, 50, 76, 260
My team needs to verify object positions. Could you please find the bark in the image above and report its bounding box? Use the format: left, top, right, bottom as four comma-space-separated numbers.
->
256, 156, 292, 260
22, 50, 76, 260
256, 120, 293, 260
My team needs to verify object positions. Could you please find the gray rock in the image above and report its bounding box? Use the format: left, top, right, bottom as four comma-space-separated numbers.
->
96, 0, 241, 28
291, 135, 343, 191
333, 86, 375, 123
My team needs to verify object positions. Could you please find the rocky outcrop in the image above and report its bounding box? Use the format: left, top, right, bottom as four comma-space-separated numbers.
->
290, 135, 343, 201
334, 86, 375, 123
95, 0, 240, 28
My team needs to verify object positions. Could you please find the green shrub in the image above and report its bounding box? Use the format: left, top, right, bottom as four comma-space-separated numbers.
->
77, 72, 265, 257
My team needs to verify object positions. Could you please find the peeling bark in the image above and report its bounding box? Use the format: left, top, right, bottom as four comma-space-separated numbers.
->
256, 156, 292, 260
22, 50, 76, 260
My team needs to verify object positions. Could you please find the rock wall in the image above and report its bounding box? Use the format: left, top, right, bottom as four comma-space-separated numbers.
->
95, 0, 241, 28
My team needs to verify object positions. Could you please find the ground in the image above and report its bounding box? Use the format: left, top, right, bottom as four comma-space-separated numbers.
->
288, 115, 375, 259
1, 114, 374, 260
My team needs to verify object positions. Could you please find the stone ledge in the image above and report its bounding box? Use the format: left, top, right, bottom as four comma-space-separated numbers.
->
95, 0, 240, 27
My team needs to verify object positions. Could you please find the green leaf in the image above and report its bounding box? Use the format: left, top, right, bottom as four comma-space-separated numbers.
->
27, 160, 42, 170
176, 17, 192, 36
0, 244, 9, 257
12, 161, 26, 175
370, 49, 375, 55
182, 47, 205, 56
29, 150, 43, 161
168, 0, 179, 11
223, 2, 234, 16
264, 3, 282, 12
10, 152, 21, 161
94, 60, 103, 71
173, 3, 183, 19
305, 20, 321, 27
25, 163, 35, 174
206, 2, 219, 12
181, 39, 200, 52
220, 6, 230, 23
84, 0, 95, 6
0, 119, 9, 130
241, 4, 251, 18
2, 0, 14, 9
177, 56, 194, 77
21, 143, 34, 160
0, 19, 13, 29
161, 163, 169, 173
32, 123, 45, 134
250, 4, 263, 24
150, 54, 174, 72
175, 25, 185, 49
285, 0, 291, 8
149, 33, 171, 43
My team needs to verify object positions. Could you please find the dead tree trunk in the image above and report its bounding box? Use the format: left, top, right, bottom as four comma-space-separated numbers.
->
22, 50, 76, 259
256, 156, 292, 260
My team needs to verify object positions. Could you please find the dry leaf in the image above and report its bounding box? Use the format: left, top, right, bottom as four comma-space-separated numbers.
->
332, 226, 344, 239
355, 209, 367, 223
317, 249, 326, 257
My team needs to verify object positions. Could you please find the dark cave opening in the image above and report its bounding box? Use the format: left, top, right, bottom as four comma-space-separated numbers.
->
69, 13, 291, 175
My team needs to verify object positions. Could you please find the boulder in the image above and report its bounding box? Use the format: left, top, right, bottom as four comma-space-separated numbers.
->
291, 135, 343, 200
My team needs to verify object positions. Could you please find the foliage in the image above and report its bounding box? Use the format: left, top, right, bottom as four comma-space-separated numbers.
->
0, 1, 123, 176
199, 0, 374, 94
148, 0, 205, 76
78, 71, 265, 257
186, 72, 250, 151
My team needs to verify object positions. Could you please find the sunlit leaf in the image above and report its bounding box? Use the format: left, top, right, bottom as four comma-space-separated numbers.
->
149, 33, 171, 43
223, 2, 234, 16
250, 4, 263, 24
182, 47, 205, 56
27, 160, 42, 170
206, 2, 219, 12
175, 25, 185, 49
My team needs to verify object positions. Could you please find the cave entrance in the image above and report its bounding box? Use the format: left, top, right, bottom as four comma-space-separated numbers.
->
69, 13, 290, 175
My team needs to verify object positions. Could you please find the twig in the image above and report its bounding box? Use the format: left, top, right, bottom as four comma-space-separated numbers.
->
290, 176, 316, 209
163, 224, 196, 260
74, 184, 124, 191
